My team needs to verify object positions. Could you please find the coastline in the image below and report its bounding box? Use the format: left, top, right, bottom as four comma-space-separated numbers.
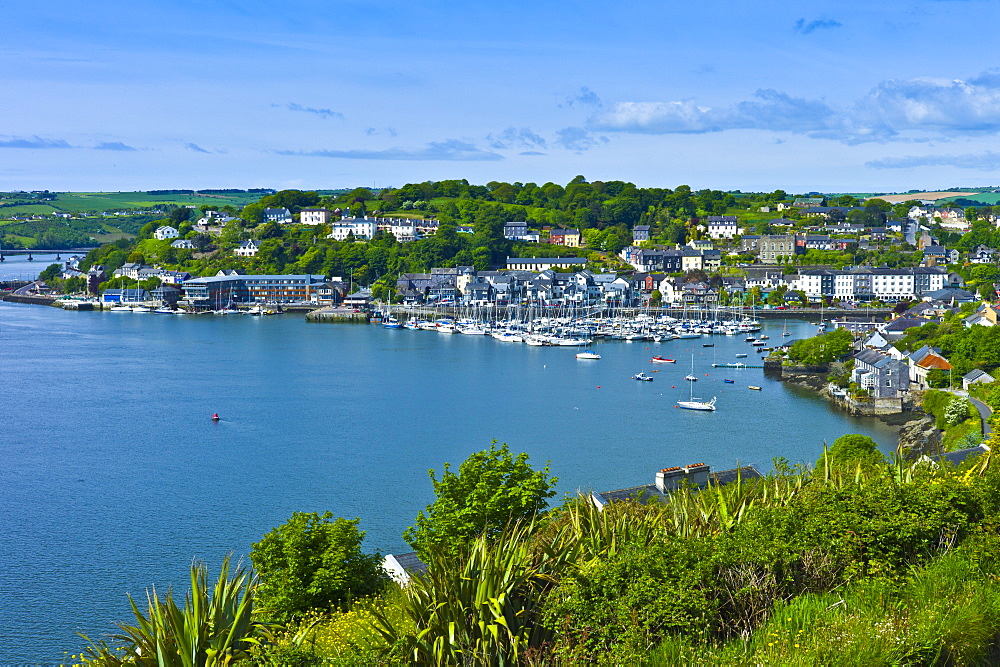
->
774, 363, 948, 459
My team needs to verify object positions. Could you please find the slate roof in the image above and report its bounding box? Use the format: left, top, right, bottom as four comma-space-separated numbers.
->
855, 348, 894, 368
964, 369, 995, 383
593, 465, 764, 507
882, 316, 927, 332
392, 551, 429, 576
940, 445, 988, 467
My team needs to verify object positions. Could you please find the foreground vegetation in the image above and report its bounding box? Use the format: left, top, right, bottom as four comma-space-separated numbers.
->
75, 432, 1000, 665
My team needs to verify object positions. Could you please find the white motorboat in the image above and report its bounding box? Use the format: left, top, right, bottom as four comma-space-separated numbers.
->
575, 350, 601, 359
632, 372, 653, 382
153, 306, 175, 314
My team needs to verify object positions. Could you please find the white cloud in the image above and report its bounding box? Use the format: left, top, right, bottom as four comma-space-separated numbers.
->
589, 70, 1000, 145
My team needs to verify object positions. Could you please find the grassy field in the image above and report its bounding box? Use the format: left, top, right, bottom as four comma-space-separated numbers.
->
51, 191, 263, 213
0, 204, 61, 215
941, 192, 1000, 205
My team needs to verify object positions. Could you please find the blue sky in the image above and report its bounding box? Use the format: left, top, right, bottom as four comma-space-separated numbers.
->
4, 0, 1000, 193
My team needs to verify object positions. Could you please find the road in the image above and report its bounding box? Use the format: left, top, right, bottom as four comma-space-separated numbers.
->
970, 397, 994, 438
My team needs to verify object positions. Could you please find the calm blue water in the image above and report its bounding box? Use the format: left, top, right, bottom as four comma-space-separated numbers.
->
0, 303, 899, 662
0, 253, 52, 281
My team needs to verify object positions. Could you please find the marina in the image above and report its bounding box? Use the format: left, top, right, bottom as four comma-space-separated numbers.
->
0, 300, 902, 661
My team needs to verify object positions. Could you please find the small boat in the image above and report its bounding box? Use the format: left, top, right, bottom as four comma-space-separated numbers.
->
632, 372, 653, 382
153, 306, 174, 314
684, 374, 698, 382
735, 353, 748, 358
749, 385, 762, 391
759, 335, 769, 340
109, 304, 132, 312
702, 343, 714, 347
576, 350, 601, 360
650, 356, 676, 364
723, 379, 735, 384
131, 305, 152, 313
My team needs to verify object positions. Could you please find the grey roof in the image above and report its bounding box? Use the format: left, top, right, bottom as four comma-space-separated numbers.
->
855, 348, 894, 368
940, 445, 988, 467
391, 552, 428, 575
964, 369, 995, 382
882, 316, 928, 332
594, 465, 764, 506
925, 287, 976, 301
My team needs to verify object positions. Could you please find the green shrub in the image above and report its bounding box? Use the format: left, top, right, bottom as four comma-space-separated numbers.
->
545, 540, 717, 662
250, 512, 385, 623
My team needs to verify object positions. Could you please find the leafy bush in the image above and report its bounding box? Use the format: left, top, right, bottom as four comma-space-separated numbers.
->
815, 433, 884, 473
250, 512, 385, 623
404, 441, 556, 559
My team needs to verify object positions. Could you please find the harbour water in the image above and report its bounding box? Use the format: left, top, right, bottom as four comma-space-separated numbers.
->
0, 301, 900, 662
0, 252, 50, 282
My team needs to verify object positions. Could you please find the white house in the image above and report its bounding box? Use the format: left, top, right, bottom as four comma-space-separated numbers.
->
235, 239, 259, 257
170, 239, 195, 249
299, 208, 331, 225
327, 219, 376, 241
153, 226, 179, 240
706, 216, 738, 239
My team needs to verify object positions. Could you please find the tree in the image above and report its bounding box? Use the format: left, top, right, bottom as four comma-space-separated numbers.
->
250, 512, 384, 623
404, 441, 557, 559
169, 206, 192, 225
816, 434, 884, 472
38, 263, 61, 281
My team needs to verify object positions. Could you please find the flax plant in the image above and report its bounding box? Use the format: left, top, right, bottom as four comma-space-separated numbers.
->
80, 555, 262, 666
368, 521, 565, 665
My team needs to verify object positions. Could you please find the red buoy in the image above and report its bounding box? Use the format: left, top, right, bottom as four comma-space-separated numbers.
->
212, 413, 220, 421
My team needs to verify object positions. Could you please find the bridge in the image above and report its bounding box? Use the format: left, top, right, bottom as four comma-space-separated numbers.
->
0, 247, 97, 256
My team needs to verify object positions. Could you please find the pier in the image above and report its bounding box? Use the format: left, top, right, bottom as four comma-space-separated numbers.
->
306, 306, 371, 323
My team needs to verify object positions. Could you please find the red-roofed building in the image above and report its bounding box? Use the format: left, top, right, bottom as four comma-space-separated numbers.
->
908, 345, 953, 389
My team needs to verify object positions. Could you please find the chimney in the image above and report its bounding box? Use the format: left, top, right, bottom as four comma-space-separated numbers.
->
655, 467, 685, 493
684, 463, 710, 488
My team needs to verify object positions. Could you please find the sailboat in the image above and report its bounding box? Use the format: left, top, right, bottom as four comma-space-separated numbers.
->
677, 355, 716, 411
782, 319, 791, 336
130, 277, 151, 312
683, 355, 698, 382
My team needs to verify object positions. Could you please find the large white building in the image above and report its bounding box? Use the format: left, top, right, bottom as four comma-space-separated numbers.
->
706, 216, 739, 239
327, 219, 376, 241
787, 267, 949, 301
299, 208, 331, 225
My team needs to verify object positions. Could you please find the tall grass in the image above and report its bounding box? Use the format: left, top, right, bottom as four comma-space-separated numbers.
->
643, 549, 1000, 665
